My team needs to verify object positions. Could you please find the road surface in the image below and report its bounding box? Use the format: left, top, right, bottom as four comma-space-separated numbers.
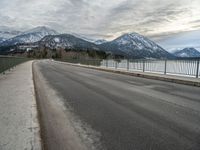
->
33, 60, 200, 150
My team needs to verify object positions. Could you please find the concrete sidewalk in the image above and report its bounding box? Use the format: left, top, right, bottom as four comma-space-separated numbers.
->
0, 61, 41, 150
56, 61, 200, 87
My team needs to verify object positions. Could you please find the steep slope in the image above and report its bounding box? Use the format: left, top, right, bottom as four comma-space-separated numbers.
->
173, 48, 200, 57
1, 26, 58, 46
38, 34, 100, 51
100, 33, 174, 59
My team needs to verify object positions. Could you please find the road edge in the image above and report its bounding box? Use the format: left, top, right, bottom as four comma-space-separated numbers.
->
32, 61, 45, 150
55, 61, 200, 87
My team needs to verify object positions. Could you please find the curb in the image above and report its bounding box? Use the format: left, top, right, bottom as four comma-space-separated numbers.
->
32, 61, 45, 150
55, 61, 200, 87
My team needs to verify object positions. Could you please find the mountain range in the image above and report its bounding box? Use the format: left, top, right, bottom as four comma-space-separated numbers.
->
0, 26, 199, 58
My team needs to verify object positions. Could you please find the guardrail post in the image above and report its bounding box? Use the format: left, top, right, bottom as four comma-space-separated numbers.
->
143, 60, 145, 72
196, 59, 199, 78
164, 59, 167, 75
2, 58, 5, 74
115, 60, 117, 69
127, 59, 129, 71
106, 59, 108, 68
8, 59, 11, 71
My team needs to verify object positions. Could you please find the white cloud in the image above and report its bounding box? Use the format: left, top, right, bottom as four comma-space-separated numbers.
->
155, 29, 200, 51
0, 0, 200, 48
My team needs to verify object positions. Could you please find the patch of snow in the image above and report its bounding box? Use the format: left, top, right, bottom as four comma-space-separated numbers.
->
180, 53, 188, 57
54, 37, 60, 43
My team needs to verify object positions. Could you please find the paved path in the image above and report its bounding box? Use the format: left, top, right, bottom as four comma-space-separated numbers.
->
34, 60, 200, 150
0, 61, 41, 150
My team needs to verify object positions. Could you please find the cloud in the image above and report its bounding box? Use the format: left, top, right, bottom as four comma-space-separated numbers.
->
0, 0, 200, 44
154, 29, 200, 51
101, 0, 200, 38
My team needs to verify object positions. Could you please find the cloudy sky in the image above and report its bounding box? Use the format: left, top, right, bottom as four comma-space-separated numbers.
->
0, 0, 200, 50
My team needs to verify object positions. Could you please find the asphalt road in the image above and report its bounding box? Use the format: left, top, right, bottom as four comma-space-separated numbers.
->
34, 60, 200, 150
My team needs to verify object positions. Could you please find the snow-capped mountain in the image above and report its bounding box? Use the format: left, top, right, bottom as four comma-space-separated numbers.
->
38, 34, 100, 51
1, 26, 58, 46
173, 48, 200, 57
0, 26, 21, 40
99, 33, 174, 59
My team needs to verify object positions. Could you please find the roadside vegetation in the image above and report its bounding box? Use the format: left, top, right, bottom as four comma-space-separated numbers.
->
8, 45, 124, 60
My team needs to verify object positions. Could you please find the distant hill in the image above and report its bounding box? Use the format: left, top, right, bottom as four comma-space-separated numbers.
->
173, 48, 200, 58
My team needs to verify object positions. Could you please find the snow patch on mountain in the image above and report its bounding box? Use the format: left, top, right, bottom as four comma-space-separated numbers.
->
94, 39, 107, 45
54, 37, 60, 43
0, 37, 6, 44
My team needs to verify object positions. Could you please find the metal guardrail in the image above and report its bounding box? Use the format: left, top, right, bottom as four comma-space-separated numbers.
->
0, 56, 30, 74
59, 58, 200, 78
101, 59, 200, 78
